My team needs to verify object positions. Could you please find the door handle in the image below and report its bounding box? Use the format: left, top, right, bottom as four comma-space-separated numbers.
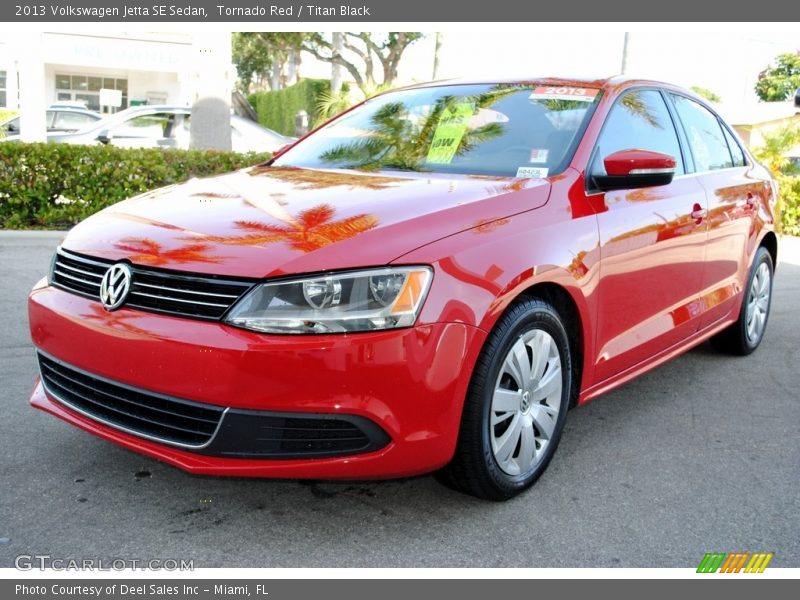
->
691, 203, 706, 223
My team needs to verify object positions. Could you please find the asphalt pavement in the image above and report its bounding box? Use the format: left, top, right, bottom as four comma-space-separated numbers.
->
1, 230, 798, 568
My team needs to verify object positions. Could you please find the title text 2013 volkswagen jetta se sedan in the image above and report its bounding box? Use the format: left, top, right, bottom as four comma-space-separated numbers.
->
28, 77, 778, 500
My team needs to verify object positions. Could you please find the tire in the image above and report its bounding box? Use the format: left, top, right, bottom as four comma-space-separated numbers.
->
439, 298, 572, 501
711, 246, 774, 356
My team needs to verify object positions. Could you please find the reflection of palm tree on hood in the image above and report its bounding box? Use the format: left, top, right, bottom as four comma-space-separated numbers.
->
188, 169, 398, 236
248, 166, 406, 190
318, 88, 518, 171
114, 238, 226, 265
201, 204, 379, 253
82, 303, 154, 339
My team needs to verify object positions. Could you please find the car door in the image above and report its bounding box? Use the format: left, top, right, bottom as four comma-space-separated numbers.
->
108, 112, 178, 148
591, 88, 709, 382
668, 93, 770, 329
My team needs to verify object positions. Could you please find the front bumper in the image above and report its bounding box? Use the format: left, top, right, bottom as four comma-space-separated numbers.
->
28, 285, 485, 479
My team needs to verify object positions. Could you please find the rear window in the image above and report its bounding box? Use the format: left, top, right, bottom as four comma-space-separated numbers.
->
273, 84, 601, 178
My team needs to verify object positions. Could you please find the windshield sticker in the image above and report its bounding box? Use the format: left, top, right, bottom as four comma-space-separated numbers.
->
529, 148, 549, 164
516, 167, 549, 178
529, 86, 599, 102
426, 102, 475, 164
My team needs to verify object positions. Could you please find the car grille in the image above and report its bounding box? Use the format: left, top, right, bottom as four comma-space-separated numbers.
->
50, 247, 255, 320
38, 352, 391, 458
37, 353, 225, 448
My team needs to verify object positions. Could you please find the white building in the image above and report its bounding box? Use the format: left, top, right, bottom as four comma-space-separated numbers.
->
0, 32, 196, 113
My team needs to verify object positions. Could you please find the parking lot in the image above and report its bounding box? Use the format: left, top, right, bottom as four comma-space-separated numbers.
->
1, 230, 798, 568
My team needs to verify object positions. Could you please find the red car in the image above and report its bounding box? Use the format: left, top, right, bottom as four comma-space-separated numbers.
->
28, 77, 778, 500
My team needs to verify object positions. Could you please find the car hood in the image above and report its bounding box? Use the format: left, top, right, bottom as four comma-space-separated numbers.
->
62, 166, 551, 278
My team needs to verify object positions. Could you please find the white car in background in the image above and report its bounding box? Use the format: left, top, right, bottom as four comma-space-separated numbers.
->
46, 105, 294, 153
1, 106, 101, 135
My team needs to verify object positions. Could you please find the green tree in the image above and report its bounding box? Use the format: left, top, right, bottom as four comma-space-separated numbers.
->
302, 32, 423, 95
752, 122, 800, 174
690, 86, 722, 103
232, 33, 271, 91
752, 123, 800, 235
232, 33, 309, 92
755, 52, 800, 102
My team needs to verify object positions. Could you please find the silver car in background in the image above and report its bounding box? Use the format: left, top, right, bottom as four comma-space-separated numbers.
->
46, 105, 294, 153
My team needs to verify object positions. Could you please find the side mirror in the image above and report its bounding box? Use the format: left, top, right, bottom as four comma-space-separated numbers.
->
592, 149, 676, 192
96, 129, 112, 144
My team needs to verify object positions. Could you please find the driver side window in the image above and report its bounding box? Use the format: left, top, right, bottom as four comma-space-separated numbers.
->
595, 90, 685, 175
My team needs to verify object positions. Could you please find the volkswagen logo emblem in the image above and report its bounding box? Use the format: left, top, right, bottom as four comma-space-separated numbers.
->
99, 263, 132, 311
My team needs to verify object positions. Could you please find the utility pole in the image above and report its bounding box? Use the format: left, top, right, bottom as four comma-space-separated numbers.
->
621, 32, 630, 74
432, 32, 443, 80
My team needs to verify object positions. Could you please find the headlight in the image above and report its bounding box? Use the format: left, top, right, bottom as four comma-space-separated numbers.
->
224, 266, 433, 334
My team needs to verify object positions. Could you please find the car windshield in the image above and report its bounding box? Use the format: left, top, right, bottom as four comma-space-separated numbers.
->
273, 83, 601, 177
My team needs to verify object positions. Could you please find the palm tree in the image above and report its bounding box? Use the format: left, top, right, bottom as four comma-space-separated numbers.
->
317, 86, 519, 171
620, 91, 662, 129
113, 238, 225, 266
200, 204, 379, 253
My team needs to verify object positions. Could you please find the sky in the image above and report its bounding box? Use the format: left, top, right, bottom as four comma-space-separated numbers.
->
301, 30, 800, 107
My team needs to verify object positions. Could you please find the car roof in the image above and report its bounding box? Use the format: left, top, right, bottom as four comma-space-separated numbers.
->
392, 75, 690, 94
49, 107, 101, 116
106, 105, 255, 118
119, 105, 191, 113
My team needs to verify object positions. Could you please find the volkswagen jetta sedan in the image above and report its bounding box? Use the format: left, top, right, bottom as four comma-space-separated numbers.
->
28, 77, 778, 500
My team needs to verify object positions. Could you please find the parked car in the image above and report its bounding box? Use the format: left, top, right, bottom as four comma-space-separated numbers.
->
46, 105, 293, 153
795, 87, 800, 109
1, 106, 101, 135
28, 77, 778, 500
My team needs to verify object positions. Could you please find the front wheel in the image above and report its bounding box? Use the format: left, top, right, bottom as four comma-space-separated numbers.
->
440, 298, 572, 501
711, 246, 774, 356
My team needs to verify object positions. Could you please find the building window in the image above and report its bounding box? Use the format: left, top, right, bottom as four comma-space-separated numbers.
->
0, 71, 7, 107
55, 73, 128, 112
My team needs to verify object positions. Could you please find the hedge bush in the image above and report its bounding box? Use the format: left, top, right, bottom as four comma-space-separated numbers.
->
248, 78, 331, 136
777, 175, 800, 236
0, 142, 270, 229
